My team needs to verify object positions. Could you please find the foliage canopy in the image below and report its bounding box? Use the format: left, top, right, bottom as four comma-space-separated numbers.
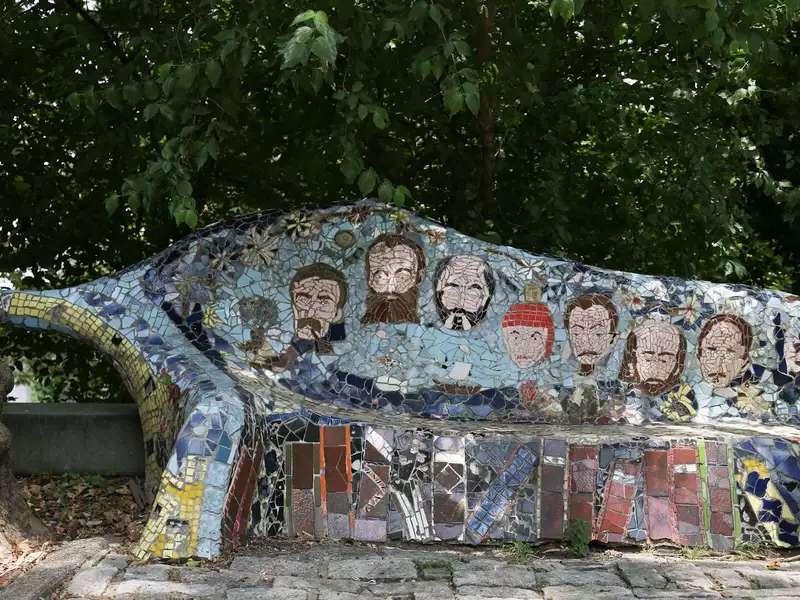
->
1, 0, 799, 401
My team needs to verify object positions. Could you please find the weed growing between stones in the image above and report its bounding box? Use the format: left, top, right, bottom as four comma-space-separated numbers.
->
564, 519, 591, 558
502, 541, 535, 563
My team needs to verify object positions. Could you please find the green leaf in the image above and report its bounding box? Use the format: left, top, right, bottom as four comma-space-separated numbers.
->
177, 180, 193, 197
377, 179, 393, 203
549, 0, 575, 21
429, 4, 444, 28
143, 103, 159, 121
184, 208, 198, 229
83, 88, 98, 113
463, 81, 480, 116
637, 0, 656, 19
419, 60, 432, 79
339, 153, 364, 183
194, 145, 209, 170
372, 107, 388, 129
392, 187, 407, 206
159, 104, 175, 120
281, 26, 314, 69
291, 10, 316, 26
206, 137, 219, 160
105, 193, 119, 215
221, 39, 239, 62
704, 10, 719, 32
453, 40, 470, 57
240, 40, 253, 66
711, 27, 725, 48
156, 62, 173, 80
310, 35, 337, 67
176, 65, 195, 91
104, 88, 124, 110
313, 11, 328, 28
205, 60, 222, 86
358, 168, 377, 195
358, 104, 369, 120
66, 92, 81, 109
122, 83, 141, 104
143, 81, 160, 100
443, 84, 463, 115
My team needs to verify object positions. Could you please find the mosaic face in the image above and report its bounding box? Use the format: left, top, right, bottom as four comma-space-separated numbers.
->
565, 294, 618, 373
434, 255, 494, 330
698, 315, 751, 388
289, 263, 348, 345
291, 277, 341, 340
362, 235, 425, 324
501, 303, 554, 368
621, 320, 685, 395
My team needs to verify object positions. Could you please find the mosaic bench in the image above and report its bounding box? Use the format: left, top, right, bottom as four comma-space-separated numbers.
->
2, 201, 800, 559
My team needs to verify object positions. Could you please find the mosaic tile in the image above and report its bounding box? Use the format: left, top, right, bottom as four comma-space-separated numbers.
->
2, 201, 800, 558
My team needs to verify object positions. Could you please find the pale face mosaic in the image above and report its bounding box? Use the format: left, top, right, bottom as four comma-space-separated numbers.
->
1, 201, 800, 559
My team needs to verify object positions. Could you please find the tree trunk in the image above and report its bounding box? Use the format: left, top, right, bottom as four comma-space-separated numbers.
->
0, 422, 47, 564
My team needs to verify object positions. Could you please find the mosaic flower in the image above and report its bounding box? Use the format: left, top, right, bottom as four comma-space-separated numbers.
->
202, 305, 222, 328
283, 211, 320, 240
621, 289, 647, 311
660, 384, 697, 423
347, 205, 371, 225
736, 381, 771, 417
241, 226, 280, 267
204, 237, 244, 287
386, 210, 411, 234
674, 293, 702, 326
424, 226, 446, 245
238, 296, 278, 328
514, 261, 545, 283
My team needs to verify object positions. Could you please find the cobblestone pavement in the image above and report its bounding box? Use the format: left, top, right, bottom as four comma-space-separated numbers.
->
11, 538, 800, 600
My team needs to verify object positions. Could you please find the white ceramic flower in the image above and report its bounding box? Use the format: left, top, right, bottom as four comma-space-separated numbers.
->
241, 227, 280, 267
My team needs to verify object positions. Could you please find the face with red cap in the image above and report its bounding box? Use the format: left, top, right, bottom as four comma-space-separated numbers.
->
501, 304, 554, 368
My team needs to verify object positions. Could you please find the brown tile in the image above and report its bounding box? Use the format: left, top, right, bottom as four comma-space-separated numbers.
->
644, 450, 669, 496
292, 443, 316, 489
542, 464, 564, 492
540, 491, 564, 538
324, 425, 346, 446
324, 445, 349, 493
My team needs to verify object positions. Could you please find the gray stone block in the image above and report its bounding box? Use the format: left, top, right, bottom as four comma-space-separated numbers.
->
65, 565, 118, 598
543, 585, 634, 599
330, 557, 417, 580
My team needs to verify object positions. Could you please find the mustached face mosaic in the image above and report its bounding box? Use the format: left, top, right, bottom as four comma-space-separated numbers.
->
2, 201, 800, 559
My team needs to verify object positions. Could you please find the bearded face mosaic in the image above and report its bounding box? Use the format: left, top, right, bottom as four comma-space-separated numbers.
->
2, 201, 800, 559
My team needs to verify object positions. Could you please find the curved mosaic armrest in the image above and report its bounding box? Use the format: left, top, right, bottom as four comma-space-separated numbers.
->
0, 290, 251, 558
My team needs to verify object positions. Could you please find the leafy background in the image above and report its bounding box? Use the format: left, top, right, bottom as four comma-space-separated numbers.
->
1, 0, 799, 402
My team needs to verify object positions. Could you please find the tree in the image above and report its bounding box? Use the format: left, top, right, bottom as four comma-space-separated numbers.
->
1, 0, 799, 401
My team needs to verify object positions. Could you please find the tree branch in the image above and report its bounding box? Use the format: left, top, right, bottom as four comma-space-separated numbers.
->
63, 0, 130, 64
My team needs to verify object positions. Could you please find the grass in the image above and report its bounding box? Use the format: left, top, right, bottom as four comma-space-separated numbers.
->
502, 541, 535, 563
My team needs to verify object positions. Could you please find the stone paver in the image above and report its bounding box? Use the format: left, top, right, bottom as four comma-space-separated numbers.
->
15, 537, 798, 600
456, 586, 540, 599
542, 585, 634, 599
0, 537, 110, 600
333, 556, 418, 580
65, 566, 118, 598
